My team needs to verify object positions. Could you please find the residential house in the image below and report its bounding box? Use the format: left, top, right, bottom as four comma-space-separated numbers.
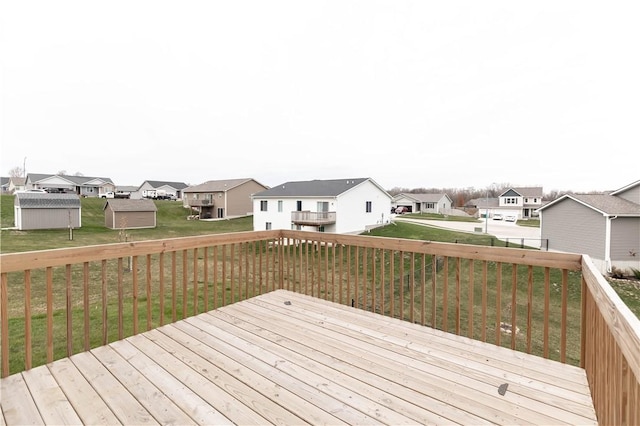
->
498, 187, 543, 219
472, 187, 543, 219
134, 180, 188, 200
183, 178, 269, 219
537, 179, 640, 275
13, 193, 81, 230
24, 173, 115, 197
0, 177, 9, 194
392, 193, 453, 214
104, 199, 158, 230
8, 177, 26, 194
252, 178, 392, 234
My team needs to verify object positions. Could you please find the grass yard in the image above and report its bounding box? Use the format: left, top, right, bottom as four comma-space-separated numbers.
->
0, 195, 253, 253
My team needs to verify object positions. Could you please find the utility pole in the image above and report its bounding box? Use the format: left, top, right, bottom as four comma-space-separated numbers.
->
23, 157, 27, 177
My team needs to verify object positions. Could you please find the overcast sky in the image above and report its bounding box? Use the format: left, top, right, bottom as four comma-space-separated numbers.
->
1, 1, 638, 193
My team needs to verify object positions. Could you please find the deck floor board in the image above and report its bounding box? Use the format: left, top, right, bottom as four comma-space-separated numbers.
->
0, 289, 598, 425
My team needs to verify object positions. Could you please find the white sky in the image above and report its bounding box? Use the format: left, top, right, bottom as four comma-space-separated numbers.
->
1, 1, 639, 193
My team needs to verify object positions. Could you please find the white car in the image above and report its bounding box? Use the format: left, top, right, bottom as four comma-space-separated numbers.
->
492, 213, 503, 220
505, 215, 517, 222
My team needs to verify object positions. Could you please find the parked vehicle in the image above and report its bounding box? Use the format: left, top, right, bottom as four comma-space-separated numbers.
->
100, 191, 130, 199
505, 215, 517, 222
493, 213, 503, 220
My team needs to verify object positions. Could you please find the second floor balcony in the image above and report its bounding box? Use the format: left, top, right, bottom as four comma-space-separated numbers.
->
187, 198, 214, 207
291, 210, 336, 226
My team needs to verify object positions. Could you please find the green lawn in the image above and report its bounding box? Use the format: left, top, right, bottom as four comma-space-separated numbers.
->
1, 194, 637, 320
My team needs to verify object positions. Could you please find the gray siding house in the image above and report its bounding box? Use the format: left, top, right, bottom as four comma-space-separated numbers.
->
538, 180, 640, 275
104, 199, 158, 229
14, 193, 81, 230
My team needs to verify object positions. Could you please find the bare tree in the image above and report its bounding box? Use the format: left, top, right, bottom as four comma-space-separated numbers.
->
8, 166, 24, 177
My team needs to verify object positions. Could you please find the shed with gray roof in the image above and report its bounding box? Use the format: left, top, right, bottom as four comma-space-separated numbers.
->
104, 199, 158, 229
14, 193, 82, 230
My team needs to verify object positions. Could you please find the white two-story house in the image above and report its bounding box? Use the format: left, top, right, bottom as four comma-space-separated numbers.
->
251, 178, 392, 234
497, 187, 544, 219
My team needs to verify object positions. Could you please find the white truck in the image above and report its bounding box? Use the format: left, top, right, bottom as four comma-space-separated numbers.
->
142, 189, 174, 200
100, 191, 130, 199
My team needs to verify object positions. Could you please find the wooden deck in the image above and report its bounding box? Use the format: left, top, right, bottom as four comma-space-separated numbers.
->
1, 290, 597, 425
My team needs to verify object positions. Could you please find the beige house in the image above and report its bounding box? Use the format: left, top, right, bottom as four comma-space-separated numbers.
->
104, 199, 158, 229
183, 178, 269, 219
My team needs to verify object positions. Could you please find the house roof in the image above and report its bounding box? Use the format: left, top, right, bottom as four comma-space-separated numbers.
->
184, 178, 263, 193
14, 193, 81, 208
538, 193, 640, 217
27, 173, 114, 185
253, 178, 384, 198
1, 177, 9, 187
610, 179, 640, 197
115, 186, 138, 192
10, 177, 26, 186
394, 193, 450, 203
499, 187, 543, 197
103, 199, 157, 212
467, 197, 499, 208
141, 180, 189, 190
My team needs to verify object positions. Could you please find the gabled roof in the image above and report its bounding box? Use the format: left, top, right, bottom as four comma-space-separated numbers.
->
538, 193, 640, 217
499, 187, 543, 198
394, 193, 450, 203
27, 173, 114, 186
10, 177, 26, 186
185, 178, 264, 193
14, 193, 81, 208
141, 180, 189, 190
610, 179, 640, 197
103, 199, 157, 212
253, 178, 387, 198
1, 177, 9, 187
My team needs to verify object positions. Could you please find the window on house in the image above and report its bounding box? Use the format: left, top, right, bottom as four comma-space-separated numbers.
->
319, 226, 325, 232
505, 197, 517, 204
260, 200, 268, 211
296, 200, 302, 211
365, 201, 372, 213
266, 222, 272, 230
278, 200, 283, 212
317, 201, 329, 212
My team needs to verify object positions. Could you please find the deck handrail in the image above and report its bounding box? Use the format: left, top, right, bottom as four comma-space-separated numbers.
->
1, 230, 639, 423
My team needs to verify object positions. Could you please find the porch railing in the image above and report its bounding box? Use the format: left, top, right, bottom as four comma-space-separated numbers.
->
1, 230, 638, 424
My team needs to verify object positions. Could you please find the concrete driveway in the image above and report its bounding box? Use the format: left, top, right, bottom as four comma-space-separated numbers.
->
393, 216, 543, 247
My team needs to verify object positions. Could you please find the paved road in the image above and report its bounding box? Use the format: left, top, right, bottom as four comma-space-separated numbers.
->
394, 216, 542, 247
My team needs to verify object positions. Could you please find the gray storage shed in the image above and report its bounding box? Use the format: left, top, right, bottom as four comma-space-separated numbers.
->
14, 193, 82, 230
104, 199, 157, 229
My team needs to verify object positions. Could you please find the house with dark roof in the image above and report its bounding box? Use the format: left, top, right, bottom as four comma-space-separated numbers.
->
392, 193, 453, 214
24, 173, 114, 197
251, 178, 392, 234
103, 199, 158, 229
134, 180, 189, 200
537, 179, 640, 275
183, 178, 269, 219
13, 193, 81, 230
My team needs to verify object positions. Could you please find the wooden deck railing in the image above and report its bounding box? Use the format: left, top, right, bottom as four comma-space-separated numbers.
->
1, 230, 639, 423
